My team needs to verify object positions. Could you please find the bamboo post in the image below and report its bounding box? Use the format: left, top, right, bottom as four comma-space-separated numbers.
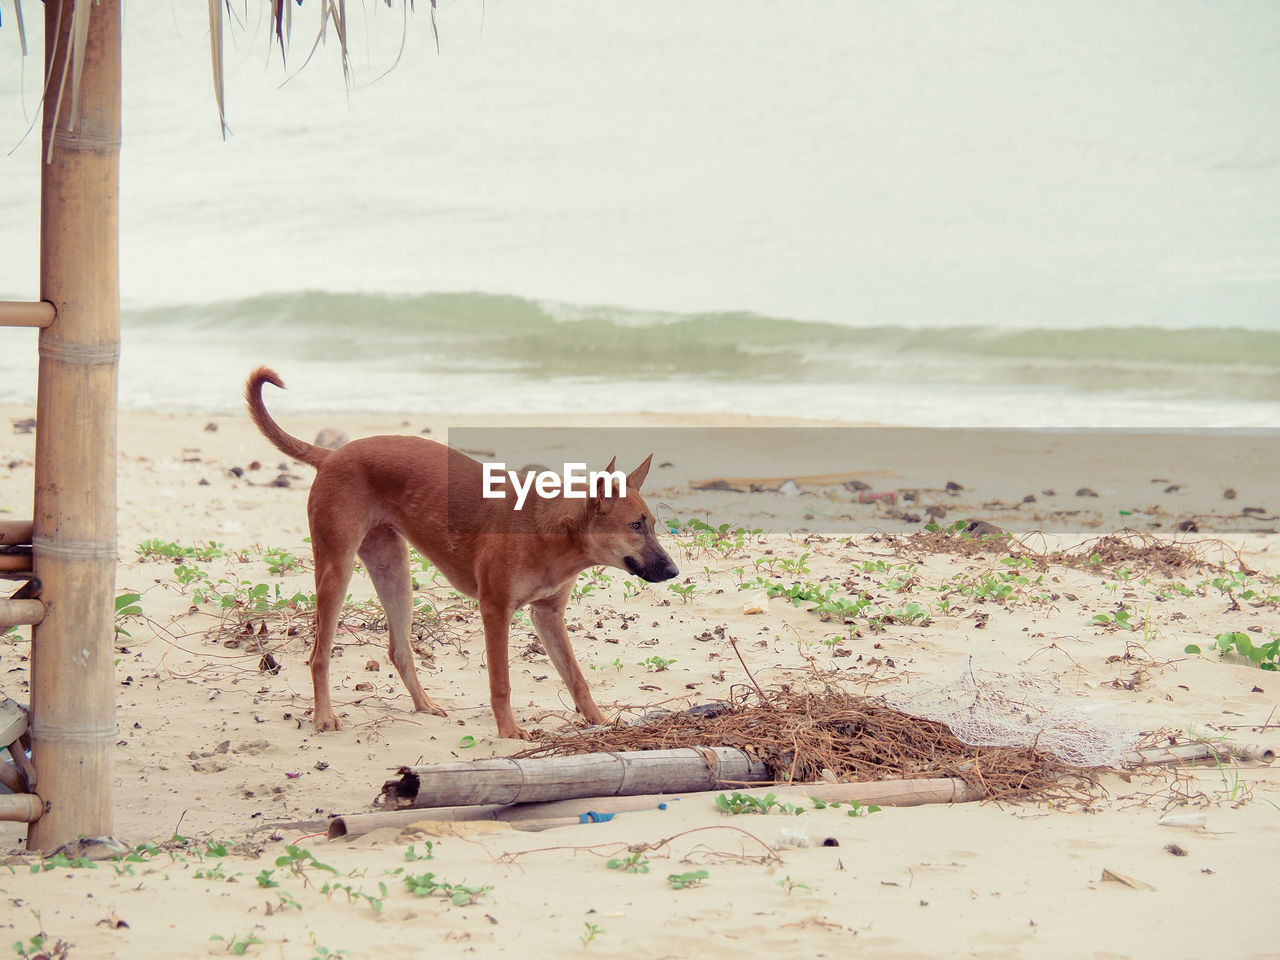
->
27, 0, 122, 851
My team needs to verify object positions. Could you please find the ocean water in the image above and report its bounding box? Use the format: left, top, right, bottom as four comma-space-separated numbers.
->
0, 1, 1277, 426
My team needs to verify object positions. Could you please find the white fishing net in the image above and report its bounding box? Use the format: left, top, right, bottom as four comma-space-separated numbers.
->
881, 662, 1141, 768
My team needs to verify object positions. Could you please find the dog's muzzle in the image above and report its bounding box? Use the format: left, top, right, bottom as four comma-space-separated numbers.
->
625, 553, 680, 583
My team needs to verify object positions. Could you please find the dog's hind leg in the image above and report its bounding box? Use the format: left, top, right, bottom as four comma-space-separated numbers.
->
310, 539, 358, 732
530, 586, 608, 726
359, 525, 447, 718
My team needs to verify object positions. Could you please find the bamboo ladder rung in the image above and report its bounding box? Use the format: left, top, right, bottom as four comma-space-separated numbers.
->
0, 600, 45, 627
0, 301, 56, 329
0, 552, 34, 574
0, 795, 44, 824
0, 522, 35, 547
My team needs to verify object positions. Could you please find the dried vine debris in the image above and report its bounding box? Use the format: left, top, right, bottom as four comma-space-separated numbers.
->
513, 689, 1102, 804
898, 527, 1215, 577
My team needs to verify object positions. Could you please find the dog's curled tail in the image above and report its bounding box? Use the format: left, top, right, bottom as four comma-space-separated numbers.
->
245, 367, 331, 468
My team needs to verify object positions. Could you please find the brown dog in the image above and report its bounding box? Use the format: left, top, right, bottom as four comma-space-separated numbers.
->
245, 367, 679, 739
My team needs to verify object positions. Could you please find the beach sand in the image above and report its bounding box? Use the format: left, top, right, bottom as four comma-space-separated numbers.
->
1, 404, 1277, 959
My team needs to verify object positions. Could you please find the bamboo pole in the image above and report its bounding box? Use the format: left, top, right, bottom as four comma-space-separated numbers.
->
1129, 742, 1275, 766
379, 747, 775, 809
0, 552, 35, 574
0, 760, 23, 793
0, 600, 46, 627
27, 0, 122, 851
0, 795, 45, 824
0, 301, 57, 328
0, 522, 35, 546
332, 776, 981, 838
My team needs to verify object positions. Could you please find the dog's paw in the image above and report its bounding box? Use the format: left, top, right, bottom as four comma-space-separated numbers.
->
497, 724, 532, 741
314, 713, 344, 732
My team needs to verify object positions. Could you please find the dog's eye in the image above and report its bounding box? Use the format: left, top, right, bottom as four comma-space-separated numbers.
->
630, 518, 646, 533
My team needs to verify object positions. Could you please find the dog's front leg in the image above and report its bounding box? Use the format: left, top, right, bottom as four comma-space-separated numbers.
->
480, 599, 530, 740
530, 587, 607, 726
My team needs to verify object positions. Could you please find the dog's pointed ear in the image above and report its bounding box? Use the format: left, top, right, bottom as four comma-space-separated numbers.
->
589, 455, 623, 515
628, 453, 654, 492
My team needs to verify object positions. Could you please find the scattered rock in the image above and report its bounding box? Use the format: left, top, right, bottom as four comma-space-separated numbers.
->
1100, 868, 1155, 891
856, 490, 896, 505
741, 591, 770, 615
843, 479, 872, 492
1021, 494, 1036, 504
1223, 488, 1237, 500
1242, 506, 1267, 517
314, 427, 349, 450
659, 461, 674, 468
692, 479, 743, 492
11, 418, 36, 434
249, 460, 262, 471
1177, 519, 1198, 533
1164, 484, 1181, 494
191, 758, 232, 773
229, 466, 245, 478
270, 474, 292, 488
354, 681, 376, 693
203, 421, 219, 432
1076, 487, 1098, 497
259, 653, 281, 674
945, 481, 964, 494
962, 519, 1004, 539
778, 479, 800, 497
365, 659, 381, 671
1041, 489, 1056, 497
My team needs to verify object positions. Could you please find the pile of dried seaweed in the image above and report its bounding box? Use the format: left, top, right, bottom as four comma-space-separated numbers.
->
1057, 532, 1205, 577
514, 688, 1102, 804
898, 527, 1211, 578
